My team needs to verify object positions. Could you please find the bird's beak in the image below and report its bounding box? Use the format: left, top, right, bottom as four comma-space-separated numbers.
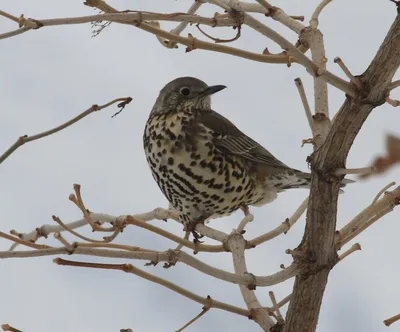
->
202, 85, 227, 96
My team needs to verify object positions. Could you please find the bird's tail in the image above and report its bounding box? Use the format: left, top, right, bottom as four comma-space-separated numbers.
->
272, 170, 355, 191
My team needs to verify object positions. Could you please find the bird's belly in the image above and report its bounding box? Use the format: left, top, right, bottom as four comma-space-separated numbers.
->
145, 135, 269, 223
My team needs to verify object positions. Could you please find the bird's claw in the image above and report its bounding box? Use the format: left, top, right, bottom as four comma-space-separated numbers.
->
191, 231, 204, 244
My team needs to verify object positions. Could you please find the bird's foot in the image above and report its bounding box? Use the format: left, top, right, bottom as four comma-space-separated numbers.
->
192, 230, 204, 244
184, 217, 206, 244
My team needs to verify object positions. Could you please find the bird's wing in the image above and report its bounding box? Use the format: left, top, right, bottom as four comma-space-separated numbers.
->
199, 110, 290, 169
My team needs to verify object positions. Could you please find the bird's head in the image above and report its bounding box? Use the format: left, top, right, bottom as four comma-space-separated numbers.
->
150, 77, 226, 116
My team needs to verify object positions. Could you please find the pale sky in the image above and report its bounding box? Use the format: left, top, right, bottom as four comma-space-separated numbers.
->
1, 1, 400, 331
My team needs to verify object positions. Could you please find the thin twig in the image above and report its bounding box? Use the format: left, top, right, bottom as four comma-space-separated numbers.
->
196, 24, 241, 43
336, 187, 400, 249
372, 182, 396, 204
0, 10, 19, 23
310, 0, 333, 29
338, 243, 361, 261
176, 296, 213, 332
90, 0, 355, 96
249, 197, 308, 247
0, 97, 132, 165
334, 57, 362, 89
335, 167, 375, 176
162, 0, 204, 49
389, 79, 400, 90
1, 324, 23, 332
386, 96, 400, 107
294, 78, 317, 139
236, 206, 254, 233
268, 291, 283, 322
54, 258, 250, 317
0, 231, 50, 250
52, 215, 106, 243
54, 232, 75, 252
253, 0, 305, 33
384, 313, 400, 327
125, 216, 224, 252
74, 241, 153, 252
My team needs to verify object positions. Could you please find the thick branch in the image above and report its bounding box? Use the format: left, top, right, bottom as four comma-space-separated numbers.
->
285, 11, 400, 332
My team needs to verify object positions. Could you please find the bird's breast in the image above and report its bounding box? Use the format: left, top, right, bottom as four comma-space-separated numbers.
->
143, 112, 269, 221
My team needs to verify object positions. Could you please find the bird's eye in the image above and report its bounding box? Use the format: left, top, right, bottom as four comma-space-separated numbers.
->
179, 87, 191, 96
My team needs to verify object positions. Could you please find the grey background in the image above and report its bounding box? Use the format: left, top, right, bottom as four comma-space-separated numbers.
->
1, 0, 399, 331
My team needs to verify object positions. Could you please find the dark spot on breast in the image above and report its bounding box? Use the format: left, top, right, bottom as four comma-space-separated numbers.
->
190, 153, 201, 160
236, 185, 243, 193
210, 194, 220, 201
208, 163, 217, 173
167, 130, 176, 140
190, 161, 197, 167
200, 160, 207, 168
168, 157, 174, 165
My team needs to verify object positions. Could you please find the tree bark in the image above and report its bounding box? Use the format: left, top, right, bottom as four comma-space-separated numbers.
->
284, 9, 400, 332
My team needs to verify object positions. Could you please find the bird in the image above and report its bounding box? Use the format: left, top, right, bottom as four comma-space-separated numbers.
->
143, 77, 352, 240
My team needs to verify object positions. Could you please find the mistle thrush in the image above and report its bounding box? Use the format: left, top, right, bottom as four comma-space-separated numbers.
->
143, 77, 351, 235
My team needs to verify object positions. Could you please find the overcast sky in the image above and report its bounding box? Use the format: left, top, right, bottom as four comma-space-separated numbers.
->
1, 1, 400, 331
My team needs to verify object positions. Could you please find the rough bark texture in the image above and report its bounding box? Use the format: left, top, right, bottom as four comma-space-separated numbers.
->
284, 11, 400, 332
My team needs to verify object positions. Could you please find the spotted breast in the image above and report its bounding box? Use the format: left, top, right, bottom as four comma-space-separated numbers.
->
143, 109, 272, 227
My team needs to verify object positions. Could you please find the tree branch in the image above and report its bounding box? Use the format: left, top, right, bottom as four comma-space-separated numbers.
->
0, 97, 132, 165
54, 258, 251, 317
285, 10, 400, 332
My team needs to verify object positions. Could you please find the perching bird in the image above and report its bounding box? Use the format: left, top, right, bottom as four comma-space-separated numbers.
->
143, 77, 351, 238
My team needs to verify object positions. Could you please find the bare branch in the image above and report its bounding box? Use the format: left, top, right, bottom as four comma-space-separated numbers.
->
286, 12, 400, 330
1, 324, 23, 332
176, 296, 212, 332
386, 96, 400, 107
0, 97, 132, 165
163, 0, 204, 49
389, 79, 400, 90
125, 216, 225, 252
54, 258, 251, 317
227, 231, 275, 329
254, 0, 305, 33
334, 167, 376, 176
336, 187, 400, 250
372, 181, 396, 204
236, 206, 254, 233
0, 9, 20, 23
300, 27, 330, 147
268, 291, 284, 323
0, 231, 50, 250
334, 57, 362, 89
384, 313, 400, 327
337, 243, 361, 261
295, 78, 318, 139
310, 0, 333, 29
249, 196, 308, 247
